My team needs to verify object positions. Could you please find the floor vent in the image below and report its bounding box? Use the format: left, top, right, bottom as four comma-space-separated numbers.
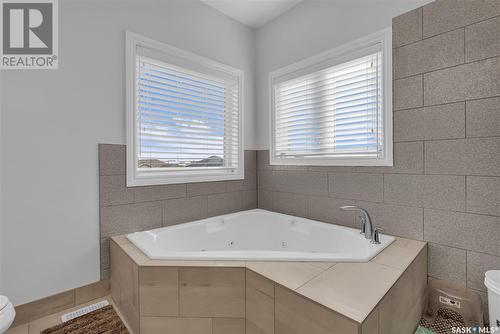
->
61, 300, 110, 322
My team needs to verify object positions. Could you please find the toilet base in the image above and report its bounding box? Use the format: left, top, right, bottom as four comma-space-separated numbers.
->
0, 303, 15, 334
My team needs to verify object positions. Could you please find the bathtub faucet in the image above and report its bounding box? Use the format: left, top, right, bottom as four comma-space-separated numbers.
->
340, 206, 374, 241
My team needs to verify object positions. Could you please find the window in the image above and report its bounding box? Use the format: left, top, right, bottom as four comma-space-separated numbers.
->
126, 32, 244, 186
269, 29, 392, 166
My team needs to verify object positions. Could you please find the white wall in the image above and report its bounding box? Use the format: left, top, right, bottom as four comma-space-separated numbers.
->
0, 0, 255, 305
254, 0, 431, 149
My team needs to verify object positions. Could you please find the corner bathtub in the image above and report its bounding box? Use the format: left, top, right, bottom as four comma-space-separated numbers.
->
127, 209, 394, 262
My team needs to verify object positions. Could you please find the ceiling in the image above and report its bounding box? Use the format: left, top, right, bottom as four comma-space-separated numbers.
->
201, 0, 302, 29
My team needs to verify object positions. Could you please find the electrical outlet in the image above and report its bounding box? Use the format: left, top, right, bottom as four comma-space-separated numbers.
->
439, 296, 461, 309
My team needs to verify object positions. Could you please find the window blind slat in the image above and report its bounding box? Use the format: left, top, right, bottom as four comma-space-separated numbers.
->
274, 52, 382, 158
276, 91, 378, 114
137, 56, 240, 169
276, 75, 377, 104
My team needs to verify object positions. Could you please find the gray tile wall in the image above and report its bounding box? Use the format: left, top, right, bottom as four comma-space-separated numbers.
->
257, 0, 500, 307
98, 144, 257, 277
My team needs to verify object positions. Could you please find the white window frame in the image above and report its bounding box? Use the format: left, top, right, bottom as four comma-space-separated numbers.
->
269, 28, 393, 166
126, 32, 244, 186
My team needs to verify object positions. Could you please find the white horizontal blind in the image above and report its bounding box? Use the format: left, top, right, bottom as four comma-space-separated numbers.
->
136, 56, 240, 170
274, 52, 383, 159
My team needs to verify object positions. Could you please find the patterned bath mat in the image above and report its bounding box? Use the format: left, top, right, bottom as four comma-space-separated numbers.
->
418, 308, 466, 334
41, 305, 129, 334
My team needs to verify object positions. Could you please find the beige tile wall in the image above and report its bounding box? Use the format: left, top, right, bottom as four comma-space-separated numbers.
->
99, 145, 257, 278
257, 0, 500, 306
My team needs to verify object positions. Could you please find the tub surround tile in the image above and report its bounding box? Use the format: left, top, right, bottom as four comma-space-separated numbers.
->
207, 191, 243, 216
241, 189, 258, 210
27, 296, 114, 334
383, 174, 466, 211
424, 137, 500, 176
466, 251, 500, 292
117, 242, 150, 266
372, 238, 426, 270
110, 233, 426, 333
179, 267, 245, 318
466, 176, 500, 216
213, 318, 245, 334
12, 290, 76, 328
328, 173, 383, 202
141, 317, 212, 334
423, 57, 500, 106
186, 181, 227, 197
378, 248, 427, 334
393, 28, 464, 79
275, 286, 358, 334
98, 147, 258, 277
162, 196, 208, 226
296, 262, 402, 323
393, 75, 423, 111
246, 262, 324, 291
307, 196, 356, 227
256, 150, 271, 170
466, 15, 500, 62
100, 238, 111, 270
355, 141, 424, 174
145, 259, 246, 268
354, 201, 424, 240
422, 0, 500, 38
111, 234, 131, 245
466, 97, 500, 138
247, 270, 275, 298
134, 183, 186, 203
99, 144, 126, 176
4, 324, 28, 334
74, 280, 110, 305
100, 201, 162, 238
286, 171, 328, 196
272, 192, 307, 217
110, 241, 140, 334
392, 7, 422, 47
227, 169, 257, 192
424, 209, 500, 255
427, 243, 467, 285
139, 267, 179, 316
394, 103, 465, 142
273, 165, 309, 171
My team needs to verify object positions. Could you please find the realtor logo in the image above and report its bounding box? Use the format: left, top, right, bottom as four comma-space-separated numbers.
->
1, 0, 58, 69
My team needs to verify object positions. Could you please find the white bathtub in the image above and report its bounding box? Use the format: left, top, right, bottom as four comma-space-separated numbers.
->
127, 209, 395, 262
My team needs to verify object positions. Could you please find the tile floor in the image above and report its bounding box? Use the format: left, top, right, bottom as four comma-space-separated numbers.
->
5, 296, 130, 334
